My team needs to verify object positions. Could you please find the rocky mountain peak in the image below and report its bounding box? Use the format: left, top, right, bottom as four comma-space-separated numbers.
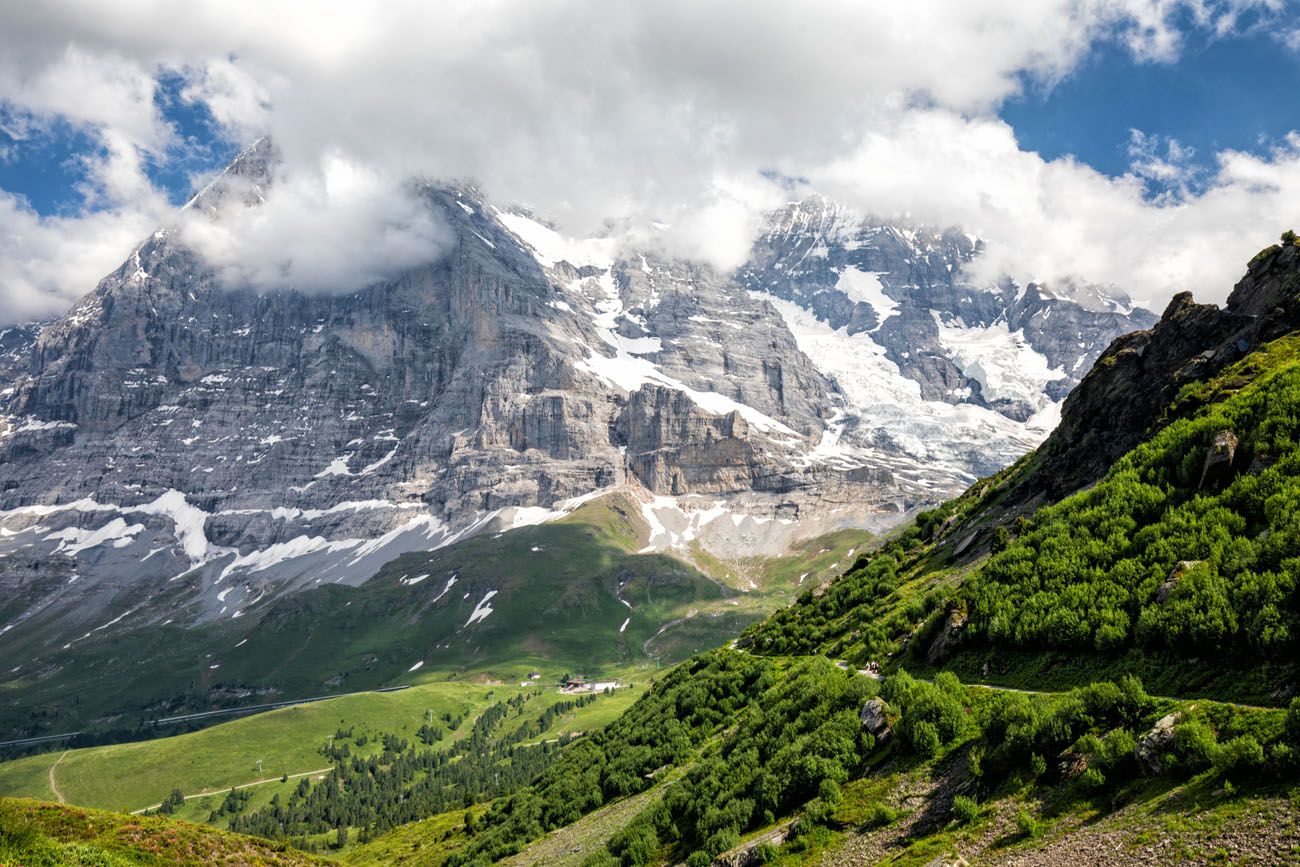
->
0, 152, 1158, 657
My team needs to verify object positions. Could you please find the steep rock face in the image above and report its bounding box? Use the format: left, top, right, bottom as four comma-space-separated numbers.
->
1024, 243, 1300, 501
0, 155, 863, 650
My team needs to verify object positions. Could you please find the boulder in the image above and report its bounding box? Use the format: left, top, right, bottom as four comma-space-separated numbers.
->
860, 697, 891, 741
1136, 712, 1180, 775
926, 609, 968, 664
1199, 430, 1239, 489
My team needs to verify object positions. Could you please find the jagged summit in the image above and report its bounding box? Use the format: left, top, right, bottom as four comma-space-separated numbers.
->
184, 135, 278, 213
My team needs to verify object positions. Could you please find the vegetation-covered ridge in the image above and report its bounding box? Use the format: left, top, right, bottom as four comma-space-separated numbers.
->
743, 332, 1300, 702
0, 796, 322, 866
961, 332, 1300, 661
379, 649, 1300, 866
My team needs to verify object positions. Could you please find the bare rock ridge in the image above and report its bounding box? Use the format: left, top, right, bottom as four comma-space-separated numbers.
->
1022, 242, 1300, 503
0, 141, 1154, 651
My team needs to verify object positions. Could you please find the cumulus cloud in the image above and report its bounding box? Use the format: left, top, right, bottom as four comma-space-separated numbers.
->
0, 191, 164, 322
178, 152, 450, 294
811, 112, 1300, 304
0, 0, 1295, 323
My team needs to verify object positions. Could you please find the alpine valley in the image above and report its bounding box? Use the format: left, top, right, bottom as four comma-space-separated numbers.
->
6, 142, 1300, 866
0, 140, 1151, 738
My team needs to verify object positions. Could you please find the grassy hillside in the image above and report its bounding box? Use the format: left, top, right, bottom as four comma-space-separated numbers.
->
0, 493, 869, 742
0, 797, 322, 866
0, 670, 649, 816
744, 333, 1300, 704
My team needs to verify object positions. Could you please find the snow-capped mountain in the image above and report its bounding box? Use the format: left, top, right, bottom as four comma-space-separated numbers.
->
736, 196, 1156, 492
0, 141, 1154, 654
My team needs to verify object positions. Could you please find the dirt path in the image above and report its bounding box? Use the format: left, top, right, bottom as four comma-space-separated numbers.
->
830, 655, 1278, 710
47, 750, 68, 804
130, 766, 334, 814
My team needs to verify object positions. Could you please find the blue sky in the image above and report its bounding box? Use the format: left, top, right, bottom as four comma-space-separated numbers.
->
2, 15, 1297, 217
1002, 23, 1300, 194
0, 72, 236, 215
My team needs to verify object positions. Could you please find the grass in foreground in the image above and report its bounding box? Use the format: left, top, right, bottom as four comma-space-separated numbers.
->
0, 796, 322, 866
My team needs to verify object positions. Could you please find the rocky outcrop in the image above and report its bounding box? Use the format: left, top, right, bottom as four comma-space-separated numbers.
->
1199, 430, 1239, 489
927, 609, 969, 664
1136, 712, 1181, 775
860, 697, 892, 741
1017, 243, 1300, 504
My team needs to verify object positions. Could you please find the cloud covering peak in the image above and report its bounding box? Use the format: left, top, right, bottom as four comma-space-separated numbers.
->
0, 0, 1297, 322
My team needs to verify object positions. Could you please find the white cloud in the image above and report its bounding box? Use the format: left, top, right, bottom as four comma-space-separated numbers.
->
0, 0, 1294, 323
1126, 129, 1203, 202
815, 112, 1300, 305
178, 152, 451, 294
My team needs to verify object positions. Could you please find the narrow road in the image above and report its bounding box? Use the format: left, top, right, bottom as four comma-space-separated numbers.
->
130, 765, 335, 814
148, 684, 411, 727
48, 750, 68, 804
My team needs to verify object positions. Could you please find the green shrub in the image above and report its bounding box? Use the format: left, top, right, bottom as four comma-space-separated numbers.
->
1097, 728, 1138, 777
951, 795, 978, 825
1214, 735, 1265, 779
818, 778, 842, 808
1285, 698, 1300, 746
912, 720, 942, 758
1079, 767, 1106, 791
1015, 807, 1040, 838
866, 802, 899, 827
1273, 743, 1297, 775
1171, 719, 1219, 774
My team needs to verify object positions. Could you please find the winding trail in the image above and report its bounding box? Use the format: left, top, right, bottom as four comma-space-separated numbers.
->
48, 750, 68, 804
130, 766, 334, 814
781, 652, 1280, 711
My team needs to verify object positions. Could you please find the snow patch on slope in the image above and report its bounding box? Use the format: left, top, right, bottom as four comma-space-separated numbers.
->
45, 518, 145, 557
465, 590, 498, 626
835, 267, 896, 330
497, 210, 617, 269
754, 293, 1059, 479
930, 313, 1065, 409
